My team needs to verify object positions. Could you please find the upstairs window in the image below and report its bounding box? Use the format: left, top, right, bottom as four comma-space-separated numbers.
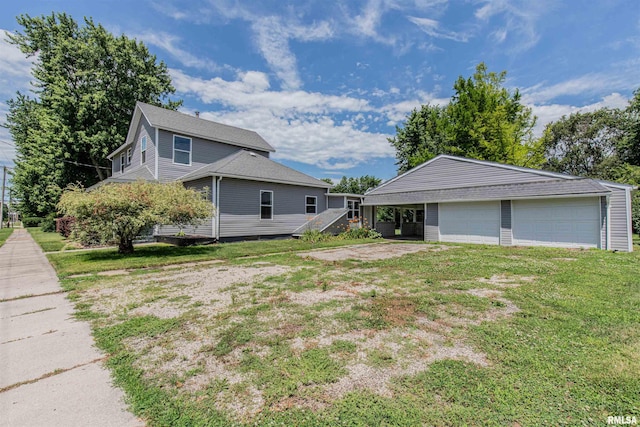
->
306, 196, 317, 214
120, 152, 125, 173
141, 136, 147, 164
126, 148, 132, 165
347, 200, 360, 220
173, 135, 191, 165
260, 190, 273, 220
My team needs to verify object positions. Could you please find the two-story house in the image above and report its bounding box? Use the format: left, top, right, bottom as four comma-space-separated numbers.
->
100, 102, 363, 240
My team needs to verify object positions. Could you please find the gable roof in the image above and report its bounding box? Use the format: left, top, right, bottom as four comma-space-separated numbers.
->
367, 154, 634, 196
178, 150, 332, 188
109, 102, 275, 158
87, 165, 156, 190
363, 178, 611, 206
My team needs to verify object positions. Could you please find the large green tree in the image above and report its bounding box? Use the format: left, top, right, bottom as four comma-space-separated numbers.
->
389, 63, 541, 173
5, 13, 180, 216
540, 109, 626, 180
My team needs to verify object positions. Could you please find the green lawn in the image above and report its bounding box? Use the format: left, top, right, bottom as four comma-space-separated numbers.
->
48, 238, 379, 277
0, 228, 14, 247
27, 227, 68, 252
59, 242, 640, 426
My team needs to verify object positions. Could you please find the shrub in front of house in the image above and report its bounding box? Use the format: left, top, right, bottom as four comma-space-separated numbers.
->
22, 217, 45, 227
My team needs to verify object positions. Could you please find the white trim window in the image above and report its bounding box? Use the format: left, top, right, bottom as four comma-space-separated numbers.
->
305, 196, 317, 214
126, 148, 132, 165
347, 200, 360, 220
173, 135, 192, 165
141, 136, 147, 164
260, 190, 273, 220
120, 152, 125, 173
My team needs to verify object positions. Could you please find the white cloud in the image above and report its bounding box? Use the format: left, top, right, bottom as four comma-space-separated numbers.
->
172, 69, 395, 170
407, 16, 470, 42
521, 73, 635, 105
170, 69, 372, 113
134, 31, 221, 71
251, 16, 333, 90
474, 0, 547, 51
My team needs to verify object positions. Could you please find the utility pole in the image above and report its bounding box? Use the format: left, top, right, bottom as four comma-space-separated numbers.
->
0, 166, 6, 229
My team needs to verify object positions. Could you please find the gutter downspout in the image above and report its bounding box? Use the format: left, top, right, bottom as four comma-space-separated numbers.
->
154, 127, 159, 180
216, 176, 222, 240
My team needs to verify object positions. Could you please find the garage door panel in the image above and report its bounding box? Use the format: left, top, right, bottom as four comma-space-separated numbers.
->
513, 198, 599, 248
439, 202, 500, 245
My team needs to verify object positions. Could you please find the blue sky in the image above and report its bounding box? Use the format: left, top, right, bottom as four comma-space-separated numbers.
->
0, 0, 638, 183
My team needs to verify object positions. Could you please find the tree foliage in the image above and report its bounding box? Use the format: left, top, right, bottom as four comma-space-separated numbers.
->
58, 181, 213, 254
540, 109, 626, 180
329, 175, 382, 194
5, 12, 180, 217
389, 63, 541, 173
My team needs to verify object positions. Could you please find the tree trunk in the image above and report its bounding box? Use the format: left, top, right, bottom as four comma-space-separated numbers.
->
118, 237, 134, 254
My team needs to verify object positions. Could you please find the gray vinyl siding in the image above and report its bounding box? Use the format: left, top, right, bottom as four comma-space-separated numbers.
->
500, 200, 512, 246
111, 115, 156, 178
425, 203, 439, 241
370, 157, 556, 195
156, 177, 215, 237
606, 186, 632, 251
324, 215, 350, 235
328, 196, 345, 208
600, 196, 607, 249
219, 178, 327, 237
157, 129, 269, 182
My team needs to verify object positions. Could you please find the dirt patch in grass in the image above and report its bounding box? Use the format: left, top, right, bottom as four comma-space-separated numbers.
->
297, 243, 453, 262
477, 274, 536, 288
90, 263, 294, 319
78, 256, 531, 422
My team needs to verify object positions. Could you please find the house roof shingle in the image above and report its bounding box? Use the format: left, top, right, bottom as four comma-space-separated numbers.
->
137, 102, 275, 153
87, 165, 156, 190
178, 150, 332, 188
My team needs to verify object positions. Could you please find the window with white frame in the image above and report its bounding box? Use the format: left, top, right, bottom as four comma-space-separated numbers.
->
173, 135, 191, 165
141, 136, 147, 164
260, 190, 273, 220
120, 152, 125, 173
126, 148, 132, 165
347, 200, 360, 219
305, 196, 317, 214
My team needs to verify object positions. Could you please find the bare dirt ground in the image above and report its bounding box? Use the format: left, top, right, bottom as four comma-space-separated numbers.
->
297, 243, 454, 261
79, 243, 533, 421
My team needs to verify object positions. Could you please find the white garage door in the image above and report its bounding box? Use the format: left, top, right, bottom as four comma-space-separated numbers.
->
439, 201, 500, 244
512, 198, 600, 248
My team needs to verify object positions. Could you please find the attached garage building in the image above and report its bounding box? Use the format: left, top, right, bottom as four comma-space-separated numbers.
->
362, 155, 635, 252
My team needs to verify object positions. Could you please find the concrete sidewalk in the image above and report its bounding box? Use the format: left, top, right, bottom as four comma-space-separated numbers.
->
0, 229, 142, 427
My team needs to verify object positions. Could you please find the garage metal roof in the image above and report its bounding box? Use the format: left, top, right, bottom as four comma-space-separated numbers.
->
362, 178, 610, 206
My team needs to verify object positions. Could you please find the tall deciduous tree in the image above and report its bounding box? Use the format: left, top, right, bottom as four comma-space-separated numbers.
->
5, 13, 180, 216
58, 181, 213, 254
389, 63, 542, 173
329, 175, 382, 194
540, 109, 626, 180
388, 104, 448, 173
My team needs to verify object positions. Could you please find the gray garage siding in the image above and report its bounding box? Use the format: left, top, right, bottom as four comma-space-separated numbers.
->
156, 130, 269, 182
605, 185, 632, 251
369, 156, 557, 195
157, 177, 215, 237
425, 203, 439, 241
219, 178, 327, 237
500, 200, 512, 245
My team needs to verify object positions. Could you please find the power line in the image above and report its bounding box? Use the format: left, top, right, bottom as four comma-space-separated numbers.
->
57, 159, 111, 170
0, 139, 15, 147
